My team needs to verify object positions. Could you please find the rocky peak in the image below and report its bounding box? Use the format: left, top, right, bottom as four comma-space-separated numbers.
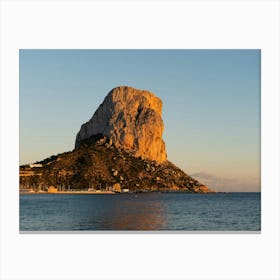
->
75, 86, 167, 163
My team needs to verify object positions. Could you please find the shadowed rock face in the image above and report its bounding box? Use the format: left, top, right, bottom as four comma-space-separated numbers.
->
75, 86, 167, 163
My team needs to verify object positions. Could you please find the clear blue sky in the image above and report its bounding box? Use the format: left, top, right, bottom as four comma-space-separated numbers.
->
19, 50, 260, 192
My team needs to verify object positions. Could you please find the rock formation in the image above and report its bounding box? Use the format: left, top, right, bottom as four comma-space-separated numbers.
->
20, 86, 214, 193
75, 86, 167, 163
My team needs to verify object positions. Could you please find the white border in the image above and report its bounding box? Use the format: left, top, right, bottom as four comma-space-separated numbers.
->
0, 1, 279, 280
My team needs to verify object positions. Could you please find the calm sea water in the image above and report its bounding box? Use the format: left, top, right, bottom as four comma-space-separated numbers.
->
20, 192, 261, 231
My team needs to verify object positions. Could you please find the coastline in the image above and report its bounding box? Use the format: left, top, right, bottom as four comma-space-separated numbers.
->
19, 190, 218, 195
20, 191, 116, 195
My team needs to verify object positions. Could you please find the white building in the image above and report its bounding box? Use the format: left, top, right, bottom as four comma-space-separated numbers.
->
29, 163, 43, 168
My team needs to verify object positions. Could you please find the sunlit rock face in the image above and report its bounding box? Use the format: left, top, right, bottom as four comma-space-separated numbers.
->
75, 86, 167, 163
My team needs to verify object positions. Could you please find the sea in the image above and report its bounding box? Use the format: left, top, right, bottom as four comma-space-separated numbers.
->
20, 192, 261, 231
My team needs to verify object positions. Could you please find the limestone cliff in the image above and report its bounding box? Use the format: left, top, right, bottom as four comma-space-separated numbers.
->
75, 86, 167, 163
20, 86, 214, 193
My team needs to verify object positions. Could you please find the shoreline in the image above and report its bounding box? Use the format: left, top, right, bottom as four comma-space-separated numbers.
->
19, 190, 219, 195
19, 190, 261, 195
20, 191, 116, 195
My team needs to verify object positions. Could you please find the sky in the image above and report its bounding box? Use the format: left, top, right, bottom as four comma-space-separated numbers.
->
19, 50, 260, 192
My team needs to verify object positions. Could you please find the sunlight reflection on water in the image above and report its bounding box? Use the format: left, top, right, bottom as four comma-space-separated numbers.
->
20, 192, 261, 231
